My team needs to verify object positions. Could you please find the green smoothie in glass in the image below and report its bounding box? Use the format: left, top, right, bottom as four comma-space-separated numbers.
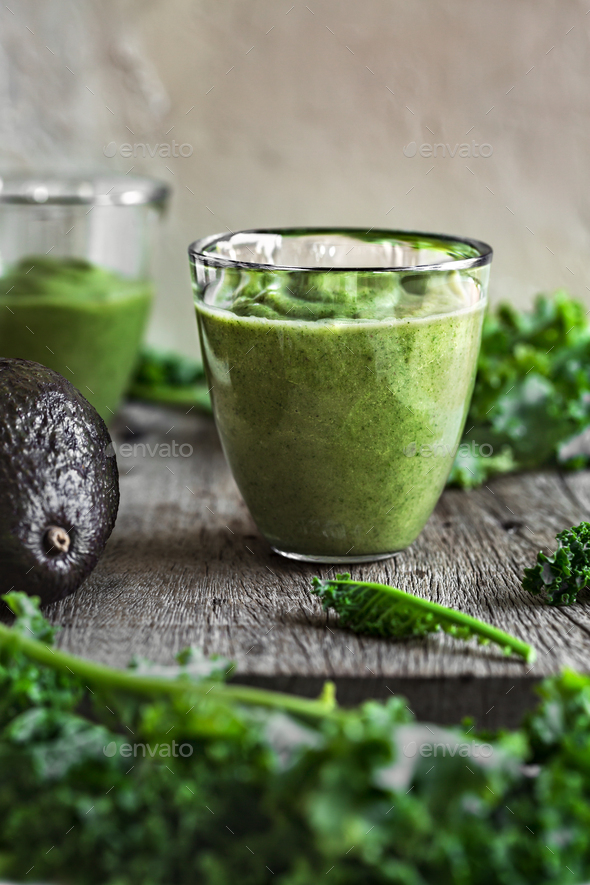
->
0, 174, 170, 421
190, 229, 492, 563
0, 256, 152, 420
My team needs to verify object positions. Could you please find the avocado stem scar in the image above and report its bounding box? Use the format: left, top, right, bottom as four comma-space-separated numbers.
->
44, 526, 70, 555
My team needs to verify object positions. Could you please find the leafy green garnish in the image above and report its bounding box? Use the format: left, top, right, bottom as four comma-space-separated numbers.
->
523, 521, 590, 605
311, 573, 535, 662
0, 592, 336, 726
449, 290, 590, 487
128, 348, 212, 413
4, 592, 590, 883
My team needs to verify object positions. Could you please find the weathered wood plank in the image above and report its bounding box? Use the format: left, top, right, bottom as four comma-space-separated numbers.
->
37, 402, 590, 728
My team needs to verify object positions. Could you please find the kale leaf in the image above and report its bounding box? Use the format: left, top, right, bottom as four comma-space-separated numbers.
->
523, 521, 590, 605
128, 348, 212, 413
449, 290, 590, 487
311, 573, 535, 662
3, 592, 590, 884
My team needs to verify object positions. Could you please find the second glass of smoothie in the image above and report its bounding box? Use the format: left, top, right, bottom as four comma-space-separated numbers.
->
0, 175, 169, 421
190, 229, 492, 563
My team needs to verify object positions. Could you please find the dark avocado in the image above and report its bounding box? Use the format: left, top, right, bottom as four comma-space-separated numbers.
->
0, 358, 119, 603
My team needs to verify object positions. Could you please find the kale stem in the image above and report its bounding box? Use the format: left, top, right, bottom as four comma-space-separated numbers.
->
329, 579, 536, 664
0, 622, 339, 721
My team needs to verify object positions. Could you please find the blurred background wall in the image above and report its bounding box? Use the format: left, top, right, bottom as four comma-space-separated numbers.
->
1, 0, 588, 356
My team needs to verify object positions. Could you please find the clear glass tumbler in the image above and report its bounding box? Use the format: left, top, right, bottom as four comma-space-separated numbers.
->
189, 228, 492, 563
0, 175, 169, 421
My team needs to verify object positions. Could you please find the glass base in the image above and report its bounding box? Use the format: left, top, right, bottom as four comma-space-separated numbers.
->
271, 547, 401, 564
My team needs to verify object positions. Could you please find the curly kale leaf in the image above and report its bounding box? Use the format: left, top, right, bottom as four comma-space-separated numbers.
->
449, 291, 590, 488
5, 591, 590, 884
523, 521, 590, 605
0, 593, 82, 722
3, 590, 57, 642
311, 573, 535, 662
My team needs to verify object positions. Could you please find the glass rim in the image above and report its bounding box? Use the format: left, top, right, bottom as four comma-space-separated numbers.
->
0, 174, 170, 207
188, 227, 493, 274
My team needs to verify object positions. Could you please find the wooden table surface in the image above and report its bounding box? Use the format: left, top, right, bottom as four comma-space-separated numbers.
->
44, 401, 590, 729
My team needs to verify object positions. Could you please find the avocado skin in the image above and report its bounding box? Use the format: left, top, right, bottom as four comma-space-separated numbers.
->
0, 358, 119, 603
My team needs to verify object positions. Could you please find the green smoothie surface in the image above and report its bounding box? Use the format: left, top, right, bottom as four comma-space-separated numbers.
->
196, 228, 488, 323
0, 255, 147, 303
207, 267, 480, 321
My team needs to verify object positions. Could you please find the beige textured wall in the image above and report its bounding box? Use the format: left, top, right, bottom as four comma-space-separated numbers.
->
2, 0, 590, 355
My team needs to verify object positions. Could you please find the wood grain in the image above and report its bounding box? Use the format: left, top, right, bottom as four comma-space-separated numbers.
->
41, 402, 590, 728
